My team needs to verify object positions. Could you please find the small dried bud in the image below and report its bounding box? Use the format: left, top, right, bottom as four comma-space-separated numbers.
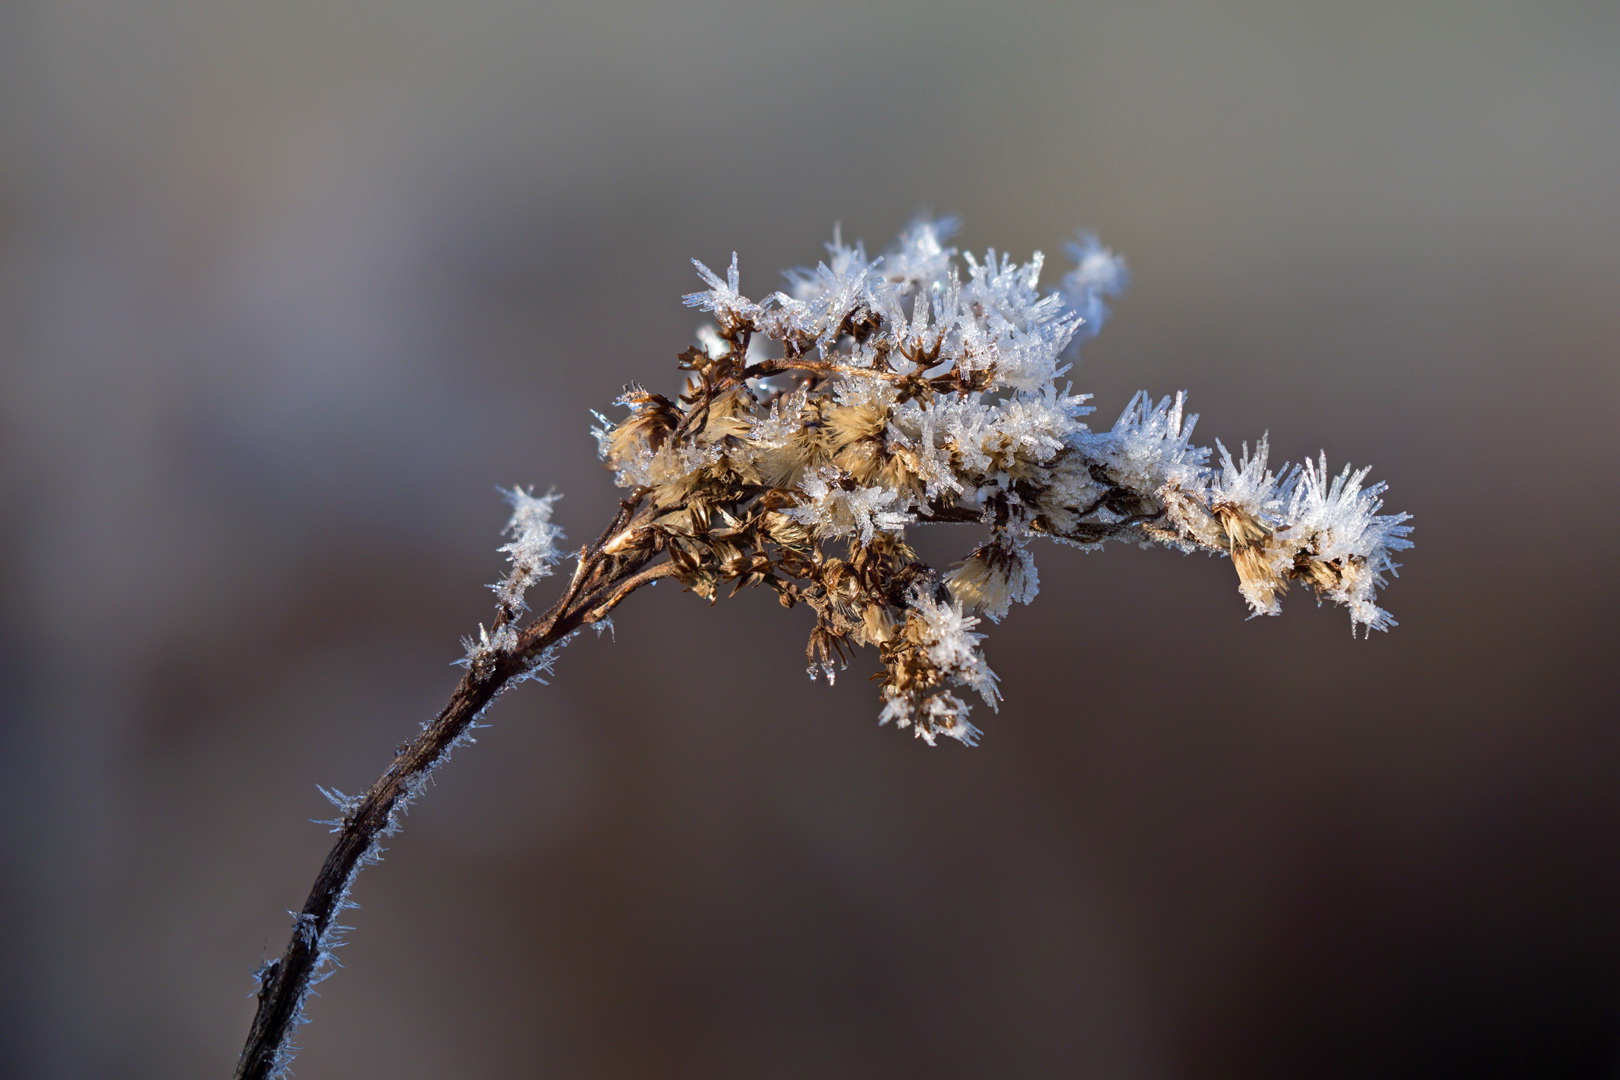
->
606, 388, 679, 458
1213, 503, 1286, 616
946, 538, 1040, 622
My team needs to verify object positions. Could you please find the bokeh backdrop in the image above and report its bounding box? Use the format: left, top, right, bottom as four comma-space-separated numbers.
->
4, 1, 1619, 1077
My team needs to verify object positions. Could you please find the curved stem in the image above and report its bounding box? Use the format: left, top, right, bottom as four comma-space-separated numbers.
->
234, 553, 673, 1080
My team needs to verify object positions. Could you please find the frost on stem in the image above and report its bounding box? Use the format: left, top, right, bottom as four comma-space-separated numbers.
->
590, 218, 1411, 743
459, 487, 568, 671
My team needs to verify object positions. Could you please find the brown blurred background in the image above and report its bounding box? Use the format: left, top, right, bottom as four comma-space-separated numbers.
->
3, 1, 1619, 1077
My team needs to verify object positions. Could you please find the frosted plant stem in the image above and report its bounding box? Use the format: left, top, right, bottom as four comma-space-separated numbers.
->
234, 218, 1411, 1076
233, 664, 508, 1080
234, 498, 674, 1080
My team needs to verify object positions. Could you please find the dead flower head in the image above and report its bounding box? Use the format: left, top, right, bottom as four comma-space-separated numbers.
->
575, 221, 1411, 744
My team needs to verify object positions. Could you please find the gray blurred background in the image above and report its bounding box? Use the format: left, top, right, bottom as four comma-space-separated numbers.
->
3, 0, 1618, 1077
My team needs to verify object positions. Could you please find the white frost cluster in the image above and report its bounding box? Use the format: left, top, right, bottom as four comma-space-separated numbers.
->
1281, 456, 1412, 631
1060, 232, 1129, 341
785, 465, 913, 545
1078, 391, 1211, 497
493, 487, 564, 613
878, 590, 1000, 747
913, 594, 1000, 707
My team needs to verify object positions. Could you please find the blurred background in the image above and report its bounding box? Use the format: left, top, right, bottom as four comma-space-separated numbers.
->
3, 0, 1619, 1076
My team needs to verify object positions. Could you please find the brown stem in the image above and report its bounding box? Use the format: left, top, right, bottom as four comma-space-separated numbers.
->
564, 561, 679, 632
749, 356, 910, 383
234, 548, 673, 1080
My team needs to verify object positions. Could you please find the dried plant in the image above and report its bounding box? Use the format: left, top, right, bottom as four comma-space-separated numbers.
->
234, 219, 1412, 1079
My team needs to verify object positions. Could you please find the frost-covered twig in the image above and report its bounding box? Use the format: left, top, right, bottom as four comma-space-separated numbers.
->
236, 219, 1410, 1078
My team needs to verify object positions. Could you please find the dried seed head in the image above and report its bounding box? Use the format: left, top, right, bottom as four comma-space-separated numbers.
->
572, 220, 1410, 743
